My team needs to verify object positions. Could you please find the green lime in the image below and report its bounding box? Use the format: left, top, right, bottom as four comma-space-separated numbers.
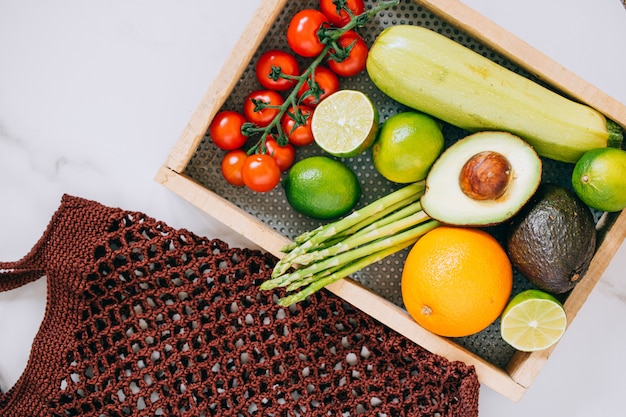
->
500, 289, 567, 352
310, 90, 379, 157
283, 156, 361, 220
572, 147, 626, 212
372, 111, 444, 183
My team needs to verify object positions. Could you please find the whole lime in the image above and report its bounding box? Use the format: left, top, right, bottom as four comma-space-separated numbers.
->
372, 111, 444, 183
572, 147, 626, 212
283, 156, 361, 220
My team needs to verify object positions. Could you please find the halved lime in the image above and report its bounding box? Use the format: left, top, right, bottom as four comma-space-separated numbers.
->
310, 90, 379, 157
500, 289, 567, 352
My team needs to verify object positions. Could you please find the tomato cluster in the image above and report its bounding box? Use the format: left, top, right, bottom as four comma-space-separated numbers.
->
209, 0, 368, 193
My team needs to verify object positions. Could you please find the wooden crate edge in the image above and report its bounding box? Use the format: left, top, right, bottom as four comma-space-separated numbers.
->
155, 165, 289, 257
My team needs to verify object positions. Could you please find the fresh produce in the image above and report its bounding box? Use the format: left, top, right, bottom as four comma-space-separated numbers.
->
372, 111, 444, 183
242, 90, 285, 127
506, 184, 597, 294
264, 137, 295, 172
326, 30, 369, 77
421, 131, 542, 226
319, 0, 365, 27
207, 0, 398, 192
572, 147, 626, 212
208, 111, 248, 150
296, 66, 340, 107
401, 226, 513, 337
281, 105, 315, 146
262, 182, 439, 306
286, 9, 330, 58
255, 49, 301, 91
220, 149, 247, 186
366, 25, 623, 163
282, 156, 361, 220
241, 154, 282, 193
310, 89, 379, 157
500, 289, 567, 352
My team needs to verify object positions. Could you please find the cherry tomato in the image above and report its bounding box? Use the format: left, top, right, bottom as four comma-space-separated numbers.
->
242, 153, 281, 192
297, 66, 340, 107
327, 30, 368, 77
287, 9, 330, 58
255, 49, 301, 91
265, 136, 296, 172
243, 90, 285, 127
319, 0, 365, 27
209, 111, 248, 150
221, 149, 248, 186
281, 105, 315, 146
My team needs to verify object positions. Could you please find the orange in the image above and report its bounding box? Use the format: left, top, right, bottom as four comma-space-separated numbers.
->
401, 226, 513, 337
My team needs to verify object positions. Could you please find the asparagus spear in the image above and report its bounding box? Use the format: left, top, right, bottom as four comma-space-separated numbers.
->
284, 263, 344, 292
262, 219, 439, 291
261, 181, 445, 305
290, 205, 429, 266
272, 182, 425, 277
276, 238, 420, 307
286, 182, 424, 250
330, 193, 422, 241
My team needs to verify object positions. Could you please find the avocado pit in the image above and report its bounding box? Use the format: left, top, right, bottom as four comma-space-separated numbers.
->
459, 151, 512, 200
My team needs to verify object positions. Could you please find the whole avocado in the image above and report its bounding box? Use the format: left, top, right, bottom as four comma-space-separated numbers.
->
505, 184, 596, 294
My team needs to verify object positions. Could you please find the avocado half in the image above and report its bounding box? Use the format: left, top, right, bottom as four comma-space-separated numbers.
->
421, 131, 542, 226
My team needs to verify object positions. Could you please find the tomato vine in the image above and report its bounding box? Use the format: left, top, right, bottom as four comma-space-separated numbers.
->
209, 0, 399, 192
242, 0, 400, 155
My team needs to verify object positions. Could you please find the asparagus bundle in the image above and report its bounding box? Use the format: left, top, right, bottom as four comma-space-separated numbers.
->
260, 182, 440, 306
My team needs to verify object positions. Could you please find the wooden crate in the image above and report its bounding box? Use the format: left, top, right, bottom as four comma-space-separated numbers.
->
156, 0, 626, 401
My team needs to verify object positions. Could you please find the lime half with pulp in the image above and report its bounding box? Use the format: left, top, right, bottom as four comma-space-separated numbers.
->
500, 289, 567, 352
311, 90, 379, 157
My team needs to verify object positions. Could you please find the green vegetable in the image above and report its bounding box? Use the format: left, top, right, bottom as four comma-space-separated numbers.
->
261, 183, 440, 306
366, 25, 623, 163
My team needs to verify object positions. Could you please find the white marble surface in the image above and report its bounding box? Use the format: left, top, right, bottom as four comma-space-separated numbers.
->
1, 0, 624, 414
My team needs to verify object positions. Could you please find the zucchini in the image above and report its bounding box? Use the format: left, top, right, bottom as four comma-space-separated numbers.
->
366, 25, 622, 163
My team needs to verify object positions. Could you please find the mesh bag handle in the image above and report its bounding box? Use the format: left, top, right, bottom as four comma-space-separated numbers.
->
0, 223, 51, 292
0, 262, 44, 288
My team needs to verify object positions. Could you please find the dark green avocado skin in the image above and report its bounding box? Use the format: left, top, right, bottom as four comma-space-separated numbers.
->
505, 184, 597, 294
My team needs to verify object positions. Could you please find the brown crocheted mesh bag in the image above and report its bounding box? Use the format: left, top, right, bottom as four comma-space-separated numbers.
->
0, 195, 479, 416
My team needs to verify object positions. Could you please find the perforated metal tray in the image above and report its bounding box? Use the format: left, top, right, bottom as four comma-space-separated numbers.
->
159, 0, 626, 401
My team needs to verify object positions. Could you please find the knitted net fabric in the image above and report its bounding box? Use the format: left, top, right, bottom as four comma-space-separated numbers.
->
0, 195, 479, 416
